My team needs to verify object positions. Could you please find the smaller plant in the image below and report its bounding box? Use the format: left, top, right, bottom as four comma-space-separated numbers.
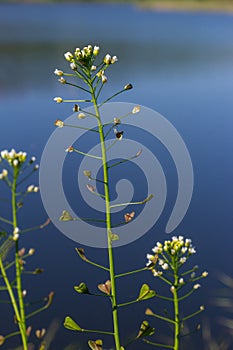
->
0, 149, 54, 350
144, 235, 208, 349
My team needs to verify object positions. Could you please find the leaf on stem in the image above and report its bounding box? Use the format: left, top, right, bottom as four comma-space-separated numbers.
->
110, 232, 119, 241
98, 280, 111, 295
76, 248, 88, 261
83, 170, 92, 179
124, 211, 135, 223
88, 339, 103, 350
136, 320, 155, 339
87, 184, 96, 193
137, 284, 156, 301
59, 210, 74, 221
64, 316, 82, 331
74, 282, 90, 294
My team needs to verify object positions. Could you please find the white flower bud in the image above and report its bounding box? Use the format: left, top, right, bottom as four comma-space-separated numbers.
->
104, 54, 112, 64
54, 69, 64, 76
64, 51, 74, 61
53, 97, 63, 103
93, 46, 100, 55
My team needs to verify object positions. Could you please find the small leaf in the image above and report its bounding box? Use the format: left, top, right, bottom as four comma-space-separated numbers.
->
76, 248, 87, 261
87, 184, 96, 193
88, 339, 103, 350
84, 170, 92, 178
124, 211, 135, 223
59, 210, 73, 221
98, 280, 111, 295
136, 320, 155, 339
74, 282, 89, 294
110, 232, 119, 241
137, 284, 156, 301
64, 316, 82, 331
145, 308, 154, 316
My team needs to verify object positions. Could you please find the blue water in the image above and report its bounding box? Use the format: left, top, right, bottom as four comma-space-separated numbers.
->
0, 3, 233, 349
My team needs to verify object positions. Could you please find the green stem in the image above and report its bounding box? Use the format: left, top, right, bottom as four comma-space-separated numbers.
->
90, 84, 121, 350
173, 260, 179, 350
12, 169, 28, 350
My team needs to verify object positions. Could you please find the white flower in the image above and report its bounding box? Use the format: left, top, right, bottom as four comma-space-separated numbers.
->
54, 119, 64, 127
64, 51, 74, 61
30, 156, 36, 163
77, 113, 86, 119
58, 77, 66, 84
191, 272, 196, 278
132, 105, 140, 114
179, 257, 186, 264
179, 278, 184, 284
34, 164, 39, 170
181, 247, 187, 254
162, 263, 169, 270
101, 75, 107, 83
13, 227, 20, 234
93, 46, 100, 55
152, 246, 162, 254
33, 186, 39, 193
200, 305, 205, 311
91, 65, 96, 71
104, 54, 112, 64
193, 284, 201, 290
13, 159, 18, 167
70, 62, 77, 70
189, 247, 196, 254
158, 259, 164, 266
22, 290, 27, 297
13, 233, 19, 241
54, 69, 64, 76
153, 270, 162, 277
28, 248, 35, 256
170, 286, 175, 293
27, 185, 35, 192
1, 150, 8, 158
54, 97, 63, 103
65, 146, 74, 153
202, 271, 208, 277
111, 55, 118, 64
146, 254, 154, 260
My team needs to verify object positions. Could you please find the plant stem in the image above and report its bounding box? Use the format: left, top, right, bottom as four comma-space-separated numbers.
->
90, 84, 121, 350
12, 169, 28, 350
173, 259, 180, 350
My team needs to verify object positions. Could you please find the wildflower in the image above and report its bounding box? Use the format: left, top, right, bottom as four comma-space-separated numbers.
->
13, 159, 18, 167
13, 233, 19, 241
54, 119, 64, 128
93, 46, 100, 56
132, 105, 140, 114
153, 270, 163, 277
70, 62, 77, 71
0, 169, 8, 179
111, 55, 118, 64
162, 263, 169, 270
54, 69, 64, 76
27, 185, 35, 192
181, 246, 187, 254
64, 51, 74, 62
13, 227, 20, 235
33, 186, 39, 193
189, 247, 196, 254
77, 113, 86, 119
202, 271, 208, 277
53, 97, 63, 103
179, 257, 186, 264
104, 54, 112, 64
193, 284, 201, 290
58, 77, 66, 84
124, 83, 133, 90
35, 329, 46, 339
29, 156, 36, 163
28, 248, 35, 255
22, 290, 27, 297
152, 246, 163, 254
65, 146, 74, 153
91, 65, 96, 71
200, 305, 205, 311
34, 164, 39, 171
179, 278, 184, 284
101, 75, 107, 83
170, 286, 175, 293
191, 272, 196, 278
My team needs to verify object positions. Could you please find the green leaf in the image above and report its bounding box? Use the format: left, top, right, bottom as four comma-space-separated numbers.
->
59, 210, 73, 221
88, 339, 103, 350
137, 284, 156, 301
110, 232, 119, 241
64, 316, 82, 331
136, 320, 155, 339
74, 282, 89, 294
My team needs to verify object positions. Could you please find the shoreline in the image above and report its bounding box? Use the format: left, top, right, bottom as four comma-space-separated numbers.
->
136, 1, 233, 14
1, 0, 233, 14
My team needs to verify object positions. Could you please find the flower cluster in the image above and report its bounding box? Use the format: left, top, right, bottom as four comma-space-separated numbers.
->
146, 236, 208, 283
1, 149, 27, 168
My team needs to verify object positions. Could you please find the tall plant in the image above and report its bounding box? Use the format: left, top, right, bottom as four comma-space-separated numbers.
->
0, 150, 54, 349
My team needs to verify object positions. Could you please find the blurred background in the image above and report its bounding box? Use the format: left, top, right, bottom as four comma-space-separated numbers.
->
0, 2, 233, 349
